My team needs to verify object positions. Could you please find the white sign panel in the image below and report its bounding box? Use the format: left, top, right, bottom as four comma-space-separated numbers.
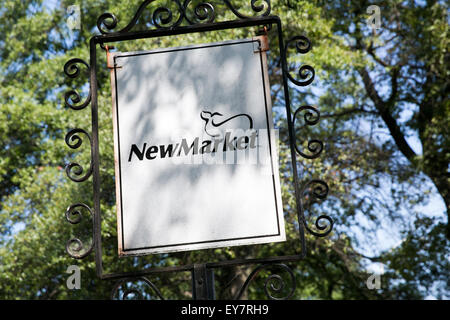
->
110, 38, 285, 256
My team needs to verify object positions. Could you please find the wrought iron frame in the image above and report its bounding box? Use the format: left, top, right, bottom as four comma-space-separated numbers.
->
63, 0, 332, 300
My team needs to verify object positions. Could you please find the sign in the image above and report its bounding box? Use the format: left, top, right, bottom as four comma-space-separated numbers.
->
109, 38, 285, 256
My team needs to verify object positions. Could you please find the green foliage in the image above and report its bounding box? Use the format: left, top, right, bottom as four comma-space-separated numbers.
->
0, 0, 448, 299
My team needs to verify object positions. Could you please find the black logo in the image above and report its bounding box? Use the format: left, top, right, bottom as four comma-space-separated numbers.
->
200, 110, 253, 138
128, 110, 258, 162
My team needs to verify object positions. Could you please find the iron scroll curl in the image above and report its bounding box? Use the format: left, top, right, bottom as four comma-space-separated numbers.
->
284, 35, 315, 87
63, 56, 94, 260
65, 203, 94, 259
234, 264, 296, 300
300, 179, 333, 237
64, 128, 93, 183
63, 58, 91, 110
283, 35, 333, 238
183, 1, 216, 25
293, 105, 323, 159
111, 277, 165, 300
284, 36, 323, 160
96, 0, 271, 34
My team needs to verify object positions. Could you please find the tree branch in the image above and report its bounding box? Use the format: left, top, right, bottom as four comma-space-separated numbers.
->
321, 107, 377, 119
387, 67, 400, 105
367, 42, 389, 68
358, 68, 418, 163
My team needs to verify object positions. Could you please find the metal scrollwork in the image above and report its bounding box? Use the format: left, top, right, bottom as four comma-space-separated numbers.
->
301, 179, 333, 237
63, 58, 91, 110
111, 277, 165, 300
152, 6, 178, 28
284, 35, 332, 238
234, 264, 296, 300
293, 105, 323, 159
97, 1, 183, 34
96, 12, 119, 34
65, 203, 94, 259
96, 0, 271, 34
284, 36, 315, 87
286, 35, 322, 160
65, 128, 93, 182
223, 0, 271, 19
184, 1, 216, 25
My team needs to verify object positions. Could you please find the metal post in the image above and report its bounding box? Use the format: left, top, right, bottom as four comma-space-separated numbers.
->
192, 264, 216, 300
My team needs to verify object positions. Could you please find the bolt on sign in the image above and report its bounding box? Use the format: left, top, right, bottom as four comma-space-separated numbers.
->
109, 37, 285, 256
